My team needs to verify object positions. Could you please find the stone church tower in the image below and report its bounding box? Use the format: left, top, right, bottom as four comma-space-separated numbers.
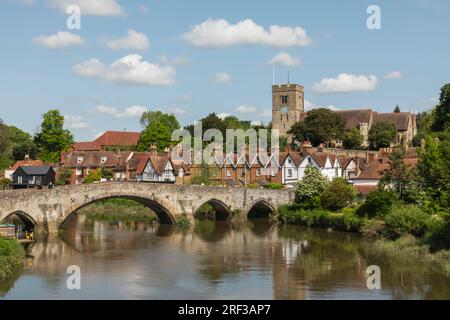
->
272, 84, 305, 136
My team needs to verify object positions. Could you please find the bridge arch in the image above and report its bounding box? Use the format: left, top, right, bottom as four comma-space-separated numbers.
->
194, 199, 232, 221
1, 210, 37, 232
61, 195, 176, 227
247, 200, 276, 220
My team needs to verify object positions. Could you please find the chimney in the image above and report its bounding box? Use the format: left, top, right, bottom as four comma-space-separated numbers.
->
24, 154, 30, 161
365, 151, 370, 163
149, 144, 157, 157
301, 140, 313, 156
317, 143, 325, 153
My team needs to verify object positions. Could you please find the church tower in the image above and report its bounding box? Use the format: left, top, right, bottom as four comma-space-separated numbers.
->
272, 84, 305, 136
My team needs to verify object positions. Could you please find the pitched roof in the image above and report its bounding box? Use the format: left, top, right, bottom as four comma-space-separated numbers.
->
309, 152, 329, 167
71, 141, 102, 152
338, 156, 353, 170
94, 131, 140, 147
355, 158, 390, 180
280, 152, 303, 166
334, 109, 373, 128
373, 112, 412, 131
61, 151, 132, 168
10, 159, 45, 171
17, 165, 53, 175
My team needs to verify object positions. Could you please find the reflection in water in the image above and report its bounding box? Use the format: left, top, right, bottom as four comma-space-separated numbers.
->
1, 215, 450, 300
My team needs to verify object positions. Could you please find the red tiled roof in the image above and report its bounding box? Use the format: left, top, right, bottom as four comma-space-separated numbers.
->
354, 185, 378, 196
61, 151, 132, 168
71, 141, 102, 151
339, 156, 353, 170
10, 159, 45, 171
309, 152, 329, 167
355, 158, 390, 180
94, 131, 140, 147
280, 152, 303, 166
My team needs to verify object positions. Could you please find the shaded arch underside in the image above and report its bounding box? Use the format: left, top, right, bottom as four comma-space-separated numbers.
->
1, 211, 37, 231
64, 195, 175, 226
196, 199, 232, 221
247, 201, 276, 219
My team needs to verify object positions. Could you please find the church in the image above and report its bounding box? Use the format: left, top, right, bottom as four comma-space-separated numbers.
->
271, 83, 417, 148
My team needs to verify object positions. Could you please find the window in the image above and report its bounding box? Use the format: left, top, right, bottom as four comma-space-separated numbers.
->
288, 159, 292, 164
77, 157, 83, 164
163, 170, 172, 181
29, 176, 35, 184
76, 168, 82, 176
86, 168, 90, 175
287, 169, 293, 177
308, 157, 312, 164
101, 157, 107, 163
256, 168, 261, 177
226, 170, 231, 177
281, 95, 288, 104
240, 170, 245, 178
18, 176, 22, 184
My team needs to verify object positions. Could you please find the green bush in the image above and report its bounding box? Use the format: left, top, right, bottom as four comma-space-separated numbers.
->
84, 169, 102, 184
296, 167, 329, 209
321, 178, 356, 211
384, 205, 430, 239
0, 239, 25, 281
360, 219, 385, 238
0, 178, 11, 190
356, 189, 398, 219
264, 182, 284, 190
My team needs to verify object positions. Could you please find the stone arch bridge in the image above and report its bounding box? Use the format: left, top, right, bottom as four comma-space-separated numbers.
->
0, 182, 294, 233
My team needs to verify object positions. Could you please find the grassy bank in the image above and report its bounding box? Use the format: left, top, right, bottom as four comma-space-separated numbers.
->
78, 198, 158, 224
0, 239, 25, 281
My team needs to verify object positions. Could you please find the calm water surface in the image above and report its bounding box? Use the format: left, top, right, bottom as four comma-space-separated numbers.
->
1, 214, 450, 300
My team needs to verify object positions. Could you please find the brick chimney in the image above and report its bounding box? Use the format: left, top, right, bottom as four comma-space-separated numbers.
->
301, 140, 313, 156
149, 144, 158, 157
317, 143, 325, 153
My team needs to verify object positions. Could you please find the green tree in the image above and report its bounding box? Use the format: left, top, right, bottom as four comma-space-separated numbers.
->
7, 126, 38, 161
137, 121, 174, 152
394, 105, 401, 113
380, 149, 421, 204
413, 111, 434, 147
418, 137, 450, 211
356, 189, 398, 219
288, 108, 346, 146
368, 121, 397, 149
191, 162, 218, 186
56, 167, 72, 186
34, 110, 74, 163
343, 128, 364, 150
100, 167, 114, 180
296, 167, 330, 209
84, 169, 102, 184
432, 83, 450, 132
140, 111, 180, 132
0, 178, 11, 190
0, 119, 11, 169
321, 178, 356, 211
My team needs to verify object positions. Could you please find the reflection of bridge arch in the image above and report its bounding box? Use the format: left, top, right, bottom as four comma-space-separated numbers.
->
195, 199, 232, 221
1, 210, 37, 232
61, 195, 176, 226
247, 200, 276, 219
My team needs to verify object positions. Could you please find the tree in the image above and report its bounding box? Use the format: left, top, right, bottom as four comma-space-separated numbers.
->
0, 119, 11, 170
356, 189, 398, 219
56, 167, 72, 186
137, 121, 173, 152
432, 83, 450, 132
394, 105, 401, 113
418, 137, 450, 211
140, 111, 180, 133
0, 178, 11, 190
343, 128, 364, 150
368, 121, 397, 149
84, 169, 102, 184
100, 167, 114, 180
34, 110, 74, 163
380, 149, 420, 204
288, 108, 346, 146
413, 111, 434, 147
295, 167, 330, 209
321, 178, 356, 211
7, 126, 38, 161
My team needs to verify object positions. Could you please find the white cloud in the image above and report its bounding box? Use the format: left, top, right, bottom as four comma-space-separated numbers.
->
93, 105, 148, 118
269, 52, 301, 67
235, 105, 257, 114
183, 18, 311, 48
103, 30, 150, 51
312, 73, 378, 94
48, 0, 124, 16
304, 100, 340, 111
33, 31, 85, 48
384, 71, 403, 79
65, 115, 90, 129
217, 112, 231, 120
169, 107, 188, 115
261, 109, 272, 117
73, 54, 176, 86
251, 121, 262, 126
213, 73, 232, 84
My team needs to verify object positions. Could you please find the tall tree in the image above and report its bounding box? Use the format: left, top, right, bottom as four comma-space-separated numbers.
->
34, 110, 74, 163
140, 111, 180, 133
7, 126, 38, 161
288, 108, 346, 146
343, 128, 364, 150
394, 105, 401, 113
137, 121, 174, 152
432, 83, 450, 132
0, 119, 11, 170
368, 121, 397, 149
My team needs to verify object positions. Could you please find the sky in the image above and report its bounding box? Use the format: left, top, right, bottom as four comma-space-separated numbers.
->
0, 0, 449, 141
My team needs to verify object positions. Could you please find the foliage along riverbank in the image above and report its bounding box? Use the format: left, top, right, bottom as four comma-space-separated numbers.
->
77, 198, 159, 224
0, 239, 25, 284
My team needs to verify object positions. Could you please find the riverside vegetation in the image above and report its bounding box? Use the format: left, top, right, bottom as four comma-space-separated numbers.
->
0, 239, 25, 283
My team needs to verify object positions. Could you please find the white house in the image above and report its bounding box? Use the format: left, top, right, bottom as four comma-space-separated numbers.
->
136, 156, 176, 183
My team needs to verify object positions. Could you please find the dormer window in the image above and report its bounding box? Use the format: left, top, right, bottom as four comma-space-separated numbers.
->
77, 157, 83, 164
101, 157, 107, 163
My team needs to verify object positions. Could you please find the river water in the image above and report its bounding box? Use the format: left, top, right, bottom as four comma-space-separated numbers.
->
1, 214, 450, 300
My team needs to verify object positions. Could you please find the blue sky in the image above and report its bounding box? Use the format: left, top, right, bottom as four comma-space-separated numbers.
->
0, 0, 449, 141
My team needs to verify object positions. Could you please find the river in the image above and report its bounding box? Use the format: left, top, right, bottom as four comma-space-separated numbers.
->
1, 213, 450, 300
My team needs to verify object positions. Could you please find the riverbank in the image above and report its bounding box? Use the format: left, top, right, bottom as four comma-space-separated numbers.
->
77, 198, 158, 224
278, 205, 450, 275
0, 239, 25, 281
